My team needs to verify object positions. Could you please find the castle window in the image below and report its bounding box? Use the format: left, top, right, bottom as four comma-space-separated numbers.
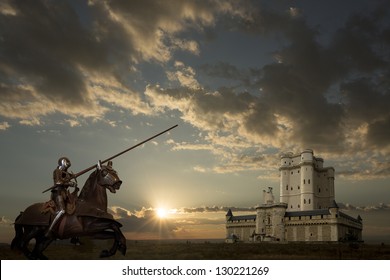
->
308, 179, 311, 184
298, 185, 300, 190
286, 185, 288, 190
291, 205, 293, 208
298, 170, 300, 173
291, 171, 293, 174
298, 204, 300, 208
309, 199, 311, 204
299, 216, 301, 220
304, 199, 306, 204
291, 187, 293, 190
303, 179, 305, 184
319, 188, 321, 193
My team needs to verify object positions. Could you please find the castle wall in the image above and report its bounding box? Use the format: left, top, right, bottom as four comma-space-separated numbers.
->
256, 204, 287, 241
226, 216, 256, 242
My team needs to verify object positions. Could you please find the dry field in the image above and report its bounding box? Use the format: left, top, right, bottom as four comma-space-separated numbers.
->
1, 240, 390, 260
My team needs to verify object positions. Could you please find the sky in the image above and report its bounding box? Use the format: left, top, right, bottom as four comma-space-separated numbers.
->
1, 0, 390, 244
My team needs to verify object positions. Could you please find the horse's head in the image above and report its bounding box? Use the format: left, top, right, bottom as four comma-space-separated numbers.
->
96, 160, 122, 193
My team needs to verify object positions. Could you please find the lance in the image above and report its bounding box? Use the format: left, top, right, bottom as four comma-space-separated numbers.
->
42, 124, 178, 193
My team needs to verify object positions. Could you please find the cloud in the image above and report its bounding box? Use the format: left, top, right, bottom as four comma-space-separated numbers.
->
0, 216, 13, 227
107, 205, 255, 239
0, 122, 10, 130
145, 3, 390, 178
2, 1, 390, 180
0, 0, 240, 125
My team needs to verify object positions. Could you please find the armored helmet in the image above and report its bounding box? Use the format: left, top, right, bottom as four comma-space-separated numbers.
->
58, 157, 71, 170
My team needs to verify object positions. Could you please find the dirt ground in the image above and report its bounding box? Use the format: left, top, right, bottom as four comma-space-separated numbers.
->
1, 240, 389, 260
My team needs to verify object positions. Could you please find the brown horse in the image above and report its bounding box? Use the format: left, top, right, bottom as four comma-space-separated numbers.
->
11, 161, 127, 259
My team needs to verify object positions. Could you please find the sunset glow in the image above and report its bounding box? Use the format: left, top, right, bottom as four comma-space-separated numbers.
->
156, 208, 168, 219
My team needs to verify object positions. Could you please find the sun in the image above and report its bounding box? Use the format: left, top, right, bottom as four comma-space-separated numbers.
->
156, 208, 168, 219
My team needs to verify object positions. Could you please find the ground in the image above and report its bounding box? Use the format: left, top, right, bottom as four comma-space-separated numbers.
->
1, 240, 390, 260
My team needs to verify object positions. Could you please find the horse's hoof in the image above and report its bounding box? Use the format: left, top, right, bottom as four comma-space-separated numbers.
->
39, 254, 48, 260
119, 245, 126, 256
70, 237, 82, 246
99, 250, 111, 258
26, 252, 37, 260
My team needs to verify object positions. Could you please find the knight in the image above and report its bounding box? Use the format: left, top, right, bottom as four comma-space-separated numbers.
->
45, 157, 77, 237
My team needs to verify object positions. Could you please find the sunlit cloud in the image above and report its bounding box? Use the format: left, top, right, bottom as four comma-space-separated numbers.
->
0, 122, 10, 130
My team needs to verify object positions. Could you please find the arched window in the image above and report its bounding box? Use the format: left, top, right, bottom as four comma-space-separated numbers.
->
309, 199, 311, 204
308, 179, 311, 184
303, 179, 306, 184
304, 199, 306, 204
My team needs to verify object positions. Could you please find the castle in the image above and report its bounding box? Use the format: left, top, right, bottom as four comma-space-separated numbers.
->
225, 149, 363, 242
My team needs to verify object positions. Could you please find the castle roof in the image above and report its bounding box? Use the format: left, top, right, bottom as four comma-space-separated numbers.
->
225, 209, 233, 217
230, 215, 256, 221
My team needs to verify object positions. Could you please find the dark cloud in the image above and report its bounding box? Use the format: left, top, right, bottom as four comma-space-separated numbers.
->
149, 1, 390, 176
0, 0, 105, 104
1, 0, 390, 178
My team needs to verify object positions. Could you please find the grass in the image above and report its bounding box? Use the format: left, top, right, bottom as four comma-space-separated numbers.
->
1, 240, 390, 260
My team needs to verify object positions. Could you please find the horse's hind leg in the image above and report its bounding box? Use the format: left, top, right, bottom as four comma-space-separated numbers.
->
19, 226, 41, 259
32, 233, 53, 260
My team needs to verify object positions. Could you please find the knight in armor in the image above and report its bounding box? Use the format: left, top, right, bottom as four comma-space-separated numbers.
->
45, 157, 77, 237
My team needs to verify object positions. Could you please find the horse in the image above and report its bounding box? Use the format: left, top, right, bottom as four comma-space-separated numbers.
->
11, 161, 127, 259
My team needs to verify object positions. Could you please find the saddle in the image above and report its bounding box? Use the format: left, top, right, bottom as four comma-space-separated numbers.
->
41, 189, 78, 215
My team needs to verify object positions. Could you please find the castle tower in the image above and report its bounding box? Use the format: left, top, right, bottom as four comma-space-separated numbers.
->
279, 149, 335, 212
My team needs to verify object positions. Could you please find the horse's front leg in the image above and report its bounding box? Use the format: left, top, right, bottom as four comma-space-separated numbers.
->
110, 222, 126, 256
92, 230, 117, 258
93, 224, 126, 258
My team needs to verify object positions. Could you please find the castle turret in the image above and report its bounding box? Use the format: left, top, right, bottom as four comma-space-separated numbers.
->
300, 150, 314, 211
225, 209, 233, 221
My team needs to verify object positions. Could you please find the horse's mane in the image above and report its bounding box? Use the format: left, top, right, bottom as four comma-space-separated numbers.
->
78, 170, 97, 200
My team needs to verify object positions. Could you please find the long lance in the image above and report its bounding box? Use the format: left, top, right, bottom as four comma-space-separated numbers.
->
42, 124, 178, 193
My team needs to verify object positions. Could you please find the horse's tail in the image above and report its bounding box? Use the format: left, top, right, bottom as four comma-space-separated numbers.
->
10, 212, 24, 251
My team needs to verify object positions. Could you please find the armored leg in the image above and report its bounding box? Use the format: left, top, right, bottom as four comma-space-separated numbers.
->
45, 195, 65, 237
